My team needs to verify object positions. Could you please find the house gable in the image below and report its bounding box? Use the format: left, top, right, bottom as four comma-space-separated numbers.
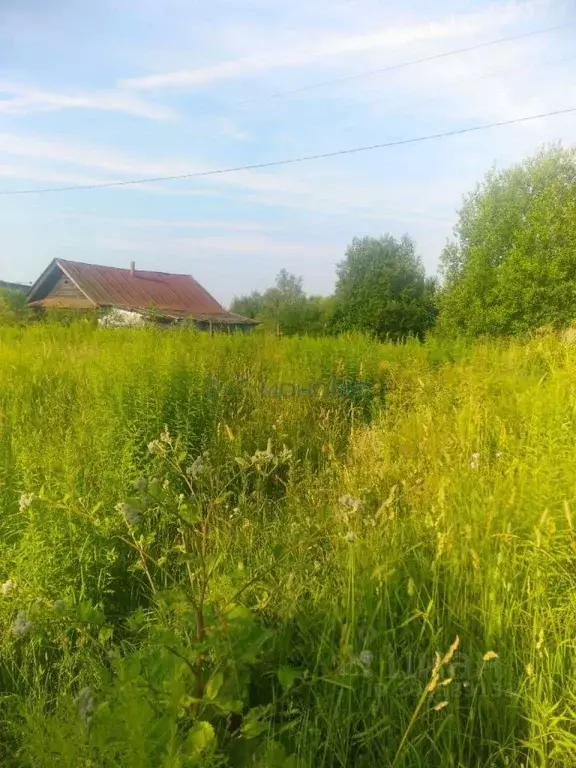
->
27, 260, 96, 308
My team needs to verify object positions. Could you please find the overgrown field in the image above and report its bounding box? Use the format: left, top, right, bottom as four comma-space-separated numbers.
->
1, 324, 575, 767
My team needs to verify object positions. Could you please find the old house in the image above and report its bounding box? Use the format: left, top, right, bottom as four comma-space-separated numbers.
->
26, 259, 258, 332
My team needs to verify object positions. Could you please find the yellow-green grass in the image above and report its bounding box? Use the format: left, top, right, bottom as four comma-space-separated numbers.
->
0, 323, 574, 767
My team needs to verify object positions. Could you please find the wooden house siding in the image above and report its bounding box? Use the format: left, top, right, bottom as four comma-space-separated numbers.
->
48, 273, 86, 301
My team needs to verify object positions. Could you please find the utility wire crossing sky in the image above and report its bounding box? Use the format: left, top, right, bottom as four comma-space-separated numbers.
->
2, 106, 575, 196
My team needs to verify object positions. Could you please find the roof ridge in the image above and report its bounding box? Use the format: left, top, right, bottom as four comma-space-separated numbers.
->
57, 258, 194, 279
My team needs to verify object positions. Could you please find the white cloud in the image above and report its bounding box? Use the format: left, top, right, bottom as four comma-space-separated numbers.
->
0, 82, 177, 120
214, 118, 250, 141
121, 0, 548, 90
0, 163, 105, 186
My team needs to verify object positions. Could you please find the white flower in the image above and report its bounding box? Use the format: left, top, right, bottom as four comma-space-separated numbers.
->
496, 451, 503, 458
117, 502, 140, 526
251, 440, 275, 466
345, 531, 357, 543
359, 650, 374, 667
470, 453, 480, 469
0, 579, 17, 596
76, 687, 95, 724
339, 494, 362, 511
147, 440, 162, 455
159, 426, 171, 444
19, 493, 35, 512
186, 455, 206, 479
134, 477, 146, 492
53, 599, 67, 615
12, 611, 32, 637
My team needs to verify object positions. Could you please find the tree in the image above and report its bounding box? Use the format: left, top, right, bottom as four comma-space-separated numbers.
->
332, 235, 436, 340
229, 291, 264, 320
0, 288, 30, 325
230, 270, 330, 335
438, 145, 576, 336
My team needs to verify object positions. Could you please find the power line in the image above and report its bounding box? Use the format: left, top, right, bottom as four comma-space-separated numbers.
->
379, 52, 576, 116
234, 21, 576, 106
1, 106, 575, 197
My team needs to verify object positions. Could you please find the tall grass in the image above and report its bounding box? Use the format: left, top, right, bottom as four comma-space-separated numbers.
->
0, 323, 575, 766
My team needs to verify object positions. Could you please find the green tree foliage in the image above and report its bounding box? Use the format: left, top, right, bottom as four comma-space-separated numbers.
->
0, 288, 31, 325
438, 145, 576, 336
230, 291, 264, 320
231, 270, 334, 336
332, 235, 436, 340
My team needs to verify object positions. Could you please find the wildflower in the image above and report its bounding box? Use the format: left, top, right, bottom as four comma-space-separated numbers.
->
0, 579, 17, 596
483, 650, 498, 662
526, 662, 534, 677
470, 453, 480, 469
339, 494, 362, 511
159, 425, 171, 444
134, 477, 146, 492
345, 531, 357, 543
186, 454, 207, 479
12, 611, 32, 637
117, 502, 140, 526
359, 650, 374, 668
147, 440, 162, 455
53, 599, 67, 615
76, 687, 95, 725
19, 493, 34, 512
251, 440, 275, 466
496, 451, 503, 458
433, 700, 449, 712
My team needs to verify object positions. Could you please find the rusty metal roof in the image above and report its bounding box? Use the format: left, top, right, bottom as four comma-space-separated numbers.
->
28, 259, 257, 323
59, 259, 226, 315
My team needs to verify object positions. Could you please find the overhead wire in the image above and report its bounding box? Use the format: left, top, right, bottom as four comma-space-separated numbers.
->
231, 20, 576, 107
1, 106, 575, 196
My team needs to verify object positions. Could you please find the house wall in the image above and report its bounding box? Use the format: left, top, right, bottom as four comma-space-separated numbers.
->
48, 273, 86, 301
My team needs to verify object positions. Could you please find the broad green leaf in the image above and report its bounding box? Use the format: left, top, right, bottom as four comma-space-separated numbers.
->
186, 720, 215, 755
241, 719, 269, 740
205, 671, 224, 700
277, 666, 302, 691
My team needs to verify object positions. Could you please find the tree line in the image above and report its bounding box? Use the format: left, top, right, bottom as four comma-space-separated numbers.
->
2, 144, 575, 337
231, 144, 576, 339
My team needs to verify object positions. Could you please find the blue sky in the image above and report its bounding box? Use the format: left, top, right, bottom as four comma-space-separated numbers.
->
1, 0, 575, 306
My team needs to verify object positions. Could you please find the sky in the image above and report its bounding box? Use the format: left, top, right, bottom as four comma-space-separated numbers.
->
1, 0, 575, 306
